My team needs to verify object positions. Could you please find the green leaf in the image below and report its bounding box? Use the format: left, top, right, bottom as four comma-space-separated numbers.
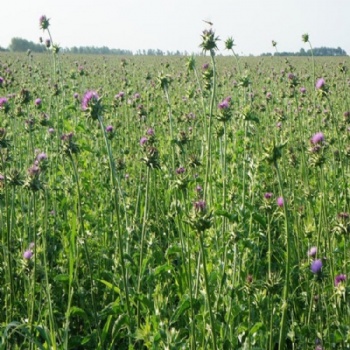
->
249, 321, 263, 335
54, 274, 69, 282
97, 279, 121, 295
171, 295, 190, 323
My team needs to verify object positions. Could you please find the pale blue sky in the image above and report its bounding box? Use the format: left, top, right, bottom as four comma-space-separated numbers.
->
1, 0, 349, 55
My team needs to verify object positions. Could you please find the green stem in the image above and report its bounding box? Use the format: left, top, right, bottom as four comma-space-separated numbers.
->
275, 161, 292, 350
97, 116, 132, 329
137, 166, 151, 328
199, 231, 217, 350
204, 50, 217, 202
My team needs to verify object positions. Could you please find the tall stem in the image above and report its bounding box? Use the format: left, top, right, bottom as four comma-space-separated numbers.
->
204, 50, 217, 202
275, 161, 292, 350
199, 231, 217, 350
137, 166, 151, 328
97, 116, 132, 329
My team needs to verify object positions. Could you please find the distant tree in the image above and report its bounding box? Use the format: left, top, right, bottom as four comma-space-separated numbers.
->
263, 46, 347, 57
9, 37, 45, 53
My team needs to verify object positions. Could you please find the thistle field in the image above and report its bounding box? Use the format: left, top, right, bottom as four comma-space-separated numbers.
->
1, 29, 350, 350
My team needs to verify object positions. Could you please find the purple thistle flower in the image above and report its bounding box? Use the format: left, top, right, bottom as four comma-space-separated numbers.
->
311, 259, 323, 274
334, 274, 346, 287
308, 246, 317, 257
0, 77, 4, 84
300, 87, 306, 94
218, 100, 229, 109
194, 200, 206, 212
218, 98, 230, 110
23, 250, 33, 260
266, 92, 272, 100
202, 63, 209, 70
195, 185, 203, 193
39, 15, 50, 30
277, 196, 284, 207
146, 128, 155, 136
311, 132, 325, 145
48, 127, 55, 134
28, 164, 40, 177
140, 137, 148, 146
73, 92, 79, 99
115, 91, 125, 100
134, 93, 141, 100
264, 192, 273, 199
36, 152, 47, 162
176, 167, 186, 174
315, 78, 325, 90
81, 90, 99, 111
106, 125, 113, 133
0, 97, 8, 109
35, 98, 42, 106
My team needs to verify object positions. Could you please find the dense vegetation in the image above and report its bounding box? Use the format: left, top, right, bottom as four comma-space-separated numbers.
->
1, 18, 350, 350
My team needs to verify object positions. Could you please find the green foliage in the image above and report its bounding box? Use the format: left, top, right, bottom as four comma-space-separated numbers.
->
1, 29, 350, 350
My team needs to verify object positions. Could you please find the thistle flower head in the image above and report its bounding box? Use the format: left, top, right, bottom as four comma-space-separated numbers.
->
311, 259, 322, 274
264, 192, 273, 199
106, 125, 113, 133
39, 15, 50, 30
140, 137, 148, 146
35, 98, 42, 107
311, 132, 325, 145
315, 78, 326, 90
81, 90, 102, 120
200, 29, 219, 52
302, 33, 309, 43
23, 250, 33, 259
277, 196, 284, 207
308, 246, 317, 257
225, 37, 235, 50
82, 91, 99, 111
334, 274, 346, 287
0, 97, 9, 113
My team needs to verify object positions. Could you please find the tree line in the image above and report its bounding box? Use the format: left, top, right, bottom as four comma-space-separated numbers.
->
261, 47, 347, 56
2, 37, 348, 57
3, 38, 188, 56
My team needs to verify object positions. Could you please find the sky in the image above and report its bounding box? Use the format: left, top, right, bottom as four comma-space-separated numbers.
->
1, 0, 349, 56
